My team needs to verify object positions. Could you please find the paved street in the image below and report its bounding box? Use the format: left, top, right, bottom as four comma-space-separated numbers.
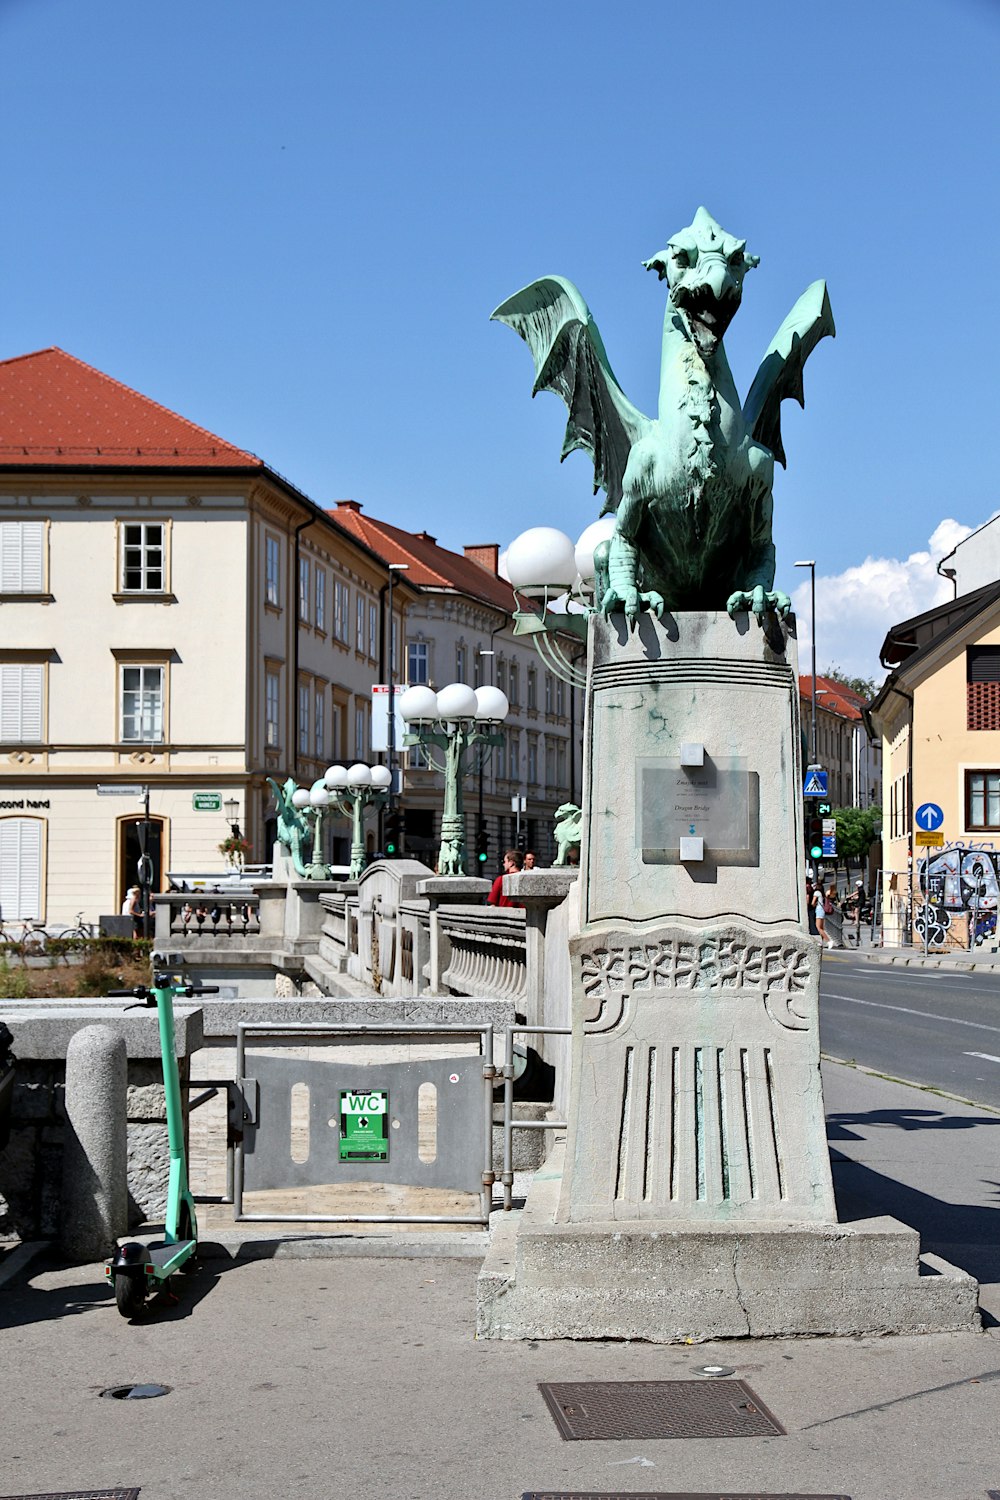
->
821, 951, 1000, 1109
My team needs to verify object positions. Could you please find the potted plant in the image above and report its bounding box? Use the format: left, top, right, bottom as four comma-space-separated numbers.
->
218, 833, 252, 869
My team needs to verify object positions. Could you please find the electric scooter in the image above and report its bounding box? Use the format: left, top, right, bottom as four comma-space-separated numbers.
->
105, 970, 218, 1318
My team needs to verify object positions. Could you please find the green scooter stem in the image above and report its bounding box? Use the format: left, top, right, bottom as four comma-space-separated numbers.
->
151, 977, 196, 1249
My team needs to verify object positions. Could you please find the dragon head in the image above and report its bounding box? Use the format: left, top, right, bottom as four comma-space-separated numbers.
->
644, 206, 759, 357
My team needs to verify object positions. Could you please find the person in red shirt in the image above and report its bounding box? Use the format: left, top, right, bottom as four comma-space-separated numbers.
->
488, 848, 523, 906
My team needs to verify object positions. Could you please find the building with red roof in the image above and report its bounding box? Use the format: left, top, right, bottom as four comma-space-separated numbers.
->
0, 348, 419, 926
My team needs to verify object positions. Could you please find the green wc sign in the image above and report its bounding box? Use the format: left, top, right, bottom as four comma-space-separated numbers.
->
339, 1089, 389, 1162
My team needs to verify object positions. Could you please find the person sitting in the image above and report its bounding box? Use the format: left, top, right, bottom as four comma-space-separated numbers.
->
487, 848, 523, 907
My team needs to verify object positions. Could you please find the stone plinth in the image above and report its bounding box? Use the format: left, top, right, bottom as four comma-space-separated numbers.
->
476, 611, 981, 1338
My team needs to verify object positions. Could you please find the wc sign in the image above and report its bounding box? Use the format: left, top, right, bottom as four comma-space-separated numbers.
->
339, 1089, 389, 1163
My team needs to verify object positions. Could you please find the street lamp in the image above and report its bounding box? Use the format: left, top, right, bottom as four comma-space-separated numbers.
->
794, 560, 818, 766
399, 683, 509, 875
291, 779, 335, 880
323, 762, 392, 880
223, 797, 241, 839
385, 563, 410, 826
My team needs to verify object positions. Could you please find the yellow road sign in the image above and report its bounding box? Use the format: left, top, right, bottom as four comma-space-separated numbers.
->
915, 830, 944, 846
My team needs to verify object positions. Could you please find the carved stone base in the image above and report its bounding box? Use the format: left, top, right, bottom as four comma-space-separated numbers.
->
476, 1143, 979, 1340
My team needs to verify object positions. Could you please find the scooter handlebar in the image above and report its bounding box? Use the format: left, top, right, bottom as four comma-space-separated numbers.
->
182, 984, 220, 995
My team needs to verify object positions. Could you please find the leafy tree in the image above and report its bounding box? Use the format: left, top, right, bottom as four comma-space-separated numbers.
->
822, 664, 878, 701
831, 806, 880, 860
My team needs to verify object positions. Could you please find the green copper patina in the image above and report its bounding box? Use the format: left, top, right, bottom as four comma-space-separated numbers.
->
266, 776, 314, 879
493, 207, 834, 623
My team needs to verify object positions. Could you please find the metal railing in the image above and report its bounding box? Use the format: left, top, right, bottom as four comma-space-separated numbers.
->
499, 1024, 569, 1210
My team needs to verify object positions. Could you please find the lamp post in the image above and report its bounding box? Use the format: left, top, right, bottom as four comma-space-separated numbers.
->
794, 559, 818, 766
323, 763, 392, 880
399, 683, 509, 875
223, 797, 241, 840
291, 780, 336, 880
385, 564, 410, 843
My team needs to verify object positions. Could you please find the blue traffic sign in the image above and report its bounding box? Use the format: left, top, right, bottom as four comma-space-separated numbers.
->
822, 836, 837, 856
915, 802, 944, 832
803, 768, 828, 797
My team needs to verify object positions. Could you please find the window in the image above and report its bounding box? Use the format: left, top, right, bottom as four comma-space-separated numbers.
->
314, 686, 325, 759
556, 678, 566, 717
0, 664, 44, 742
456, 644, 467, 683
473, 653, 483, 689
354, 703, 367, 759
509, 728, 521, 780
967, 772, 1000, 831
556, 739, 567, 787
368, 602, 378, 660
299, 557, 310, 622
495, 732, 506, 781
357, 596, 366, 652
315, 568, 326, 632
120, 522, 164, 592
527, 667, 537, 710
527, 735, 539, 783
334, 581, 350, 643
391, 616, 399, 674
265, 535, 280, 606
409, 741, 427, 770
0, 522, 44, 593
497, 659, 506, 694
298, 682, 310, 756
967, 647, 1000, 730
265, 670, 280, 747
545, 673, 553, 714
408, 641, 428, 685
121, 665, 164, 742
545, 740, 556, 786
0, 817, 43, 919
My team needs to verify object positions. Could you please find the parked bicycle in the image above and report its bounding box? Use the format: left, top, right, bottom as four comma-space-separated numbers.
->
52, 911, 91, 941
0, 915, 50, 954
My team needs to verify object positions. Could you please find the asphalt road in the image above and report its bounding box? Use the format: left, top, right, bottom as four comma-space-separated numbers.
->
820, 951, 1000, 1110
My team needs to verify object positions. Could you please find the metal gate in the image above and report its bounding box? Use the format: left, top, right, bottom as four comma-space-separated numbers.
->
233, 1022, 495, 1226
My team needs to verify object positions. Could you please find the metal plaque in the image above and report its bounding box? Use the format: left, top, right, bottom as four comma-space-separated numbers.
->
339, 1087, 389, 1162
637, 757, 759, 865
538, 1379, 785, 1440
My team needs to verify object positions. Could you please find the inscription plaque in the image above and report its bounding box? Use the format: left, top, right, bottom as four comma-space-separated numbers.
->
636, 756, 759, 865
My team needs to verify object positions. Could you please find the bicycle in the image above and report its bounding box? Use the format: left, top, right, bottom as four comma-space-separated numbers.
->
53, 911, 91, 941
0, 916, 49, 954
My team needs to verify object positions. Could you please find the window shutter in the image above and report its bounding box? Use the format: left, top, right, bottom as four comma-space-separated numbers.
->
0, 818, 43, 920
0, 664, 43, 741
0, 521, 44, 592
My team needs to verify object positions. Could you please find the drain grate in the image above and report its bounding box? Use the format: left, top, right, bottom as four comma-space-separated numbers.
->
538, 1380, 785, 1441
521, 1492, 851, 1499
0, 1491, 140, 1499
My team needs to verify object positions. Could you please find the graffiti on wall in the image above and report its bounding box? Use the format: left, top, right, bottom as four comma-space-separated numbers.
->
918, 843, 999, 948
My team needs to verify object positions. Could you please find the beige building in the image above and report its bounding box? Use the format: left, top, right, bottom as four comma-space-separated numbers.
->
331, 502, 585, 865
869, 582, 1000, 879
0, 347, 417, 927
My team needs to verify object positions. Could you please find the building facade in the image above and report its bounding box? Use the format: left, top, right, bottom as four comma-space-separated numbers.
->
0, 348, 416, 926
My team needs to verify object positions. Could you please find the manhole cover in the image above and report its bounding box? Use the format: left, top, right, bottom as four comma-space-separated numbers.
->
522, 1493, 851, 1499
538, 1380, 785, 1440
99, 1384, 171, 1400
0, 1492, 141, 1499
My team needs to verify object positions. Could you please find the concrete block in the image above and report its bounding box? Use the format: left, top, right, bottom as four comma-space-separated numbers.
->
60, 1024, 127, 1262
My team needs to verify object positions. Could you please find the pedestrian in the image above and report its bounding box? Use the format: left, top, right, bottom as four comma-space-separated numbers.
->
811, 881, 829, 947
524, 850, 537, 870
806, 878, 817, 935
823, 883, 843, 949
487, 848, 523, 907
122, 884, 144, 939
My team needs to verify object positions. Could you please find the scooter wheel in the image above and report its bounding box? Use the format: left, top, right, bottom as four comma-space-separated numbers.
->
114, 1273, 147, 1319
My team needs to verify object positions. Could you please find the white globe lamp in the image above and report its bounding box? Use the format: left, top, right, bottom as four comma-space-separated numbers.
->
398, 685, 439, 722
324, 764, 349, 789
347, 763, 373, 788
574, 516, 616, 580
369, 764, 392, 789
505, 527, 577, 595
436, 682, 478, 721
291, 788, 311, 810
474, 686, 509, 722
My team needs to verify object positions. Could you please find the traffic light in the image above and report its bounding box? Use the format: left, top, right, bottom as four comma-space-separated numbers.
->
384, 808, 404, 857
476, 818, 489, 865
806, 806, 824, 861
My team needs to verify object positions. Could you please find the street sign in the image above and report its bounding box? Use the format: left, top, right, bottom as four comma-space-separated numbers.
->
96, 784, 145, 796
822, 818, 836, 835
822, 835, 837, 856
803, 767, 828, 797
511, 794, 526, 813
339, 1089, 389, 1162
916, 830, 944, 846
192, 792, 222, 811
915, 802, 944, 832
371, 684, 407, 753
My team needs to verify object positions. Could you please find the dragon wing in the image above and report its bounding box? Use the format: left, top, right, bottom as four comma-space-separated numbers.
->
742, 279, 835, 468
492, 276, 651, 511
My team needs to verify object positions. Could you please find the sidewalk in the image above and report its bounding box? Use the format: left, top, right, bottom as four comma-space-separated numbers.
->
2, 1060, 999, 1500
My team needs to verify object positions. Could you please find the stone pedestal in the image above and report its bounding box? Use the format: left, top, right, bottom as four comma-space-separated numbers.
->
477, 611, 980, 1338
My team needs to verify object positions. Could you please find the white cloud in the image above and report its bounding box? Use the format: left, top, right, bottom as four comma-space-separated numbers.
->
791, 519, 977, 685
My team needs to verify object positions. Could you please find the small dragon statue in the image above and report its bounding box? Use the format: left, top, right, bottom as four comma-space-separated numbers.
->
493, 207, 834, 624
266, 776, 313, 879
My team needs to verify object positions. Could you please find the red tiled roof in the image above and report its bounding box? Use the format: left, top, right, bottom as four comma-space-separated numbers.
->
0, 347, 262, 469
799, 675, 866, 720
329, 501, 516, 613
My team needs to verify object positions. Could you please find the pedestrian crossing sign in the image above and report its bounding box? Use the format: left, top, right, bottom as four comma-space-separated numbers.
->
803, 767, 828, 797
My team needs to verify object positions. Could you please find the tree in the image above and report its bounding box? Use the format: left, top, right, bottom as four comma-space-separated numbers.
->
822, 663, 879, 701
831, 806, 880, 861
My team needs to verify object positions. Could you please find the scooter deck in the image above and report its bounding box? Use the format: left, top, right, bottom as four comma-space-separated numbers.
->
147, 1238, 196, 1277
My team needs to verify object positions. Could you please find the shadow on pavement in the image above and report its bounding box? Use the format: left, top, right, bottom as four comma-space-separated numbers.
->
829, 1106, 1000, 1138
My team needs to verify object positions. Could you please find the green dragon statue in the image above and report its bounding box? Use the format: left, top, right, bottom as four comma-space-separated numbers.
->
266, 776, 313, 879
493, 207, 834, 623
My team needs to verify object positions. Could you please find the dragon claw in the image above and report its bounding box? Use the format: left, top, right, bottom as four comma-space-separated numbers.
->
727, 588, 791, 620
600, 586, 665, 626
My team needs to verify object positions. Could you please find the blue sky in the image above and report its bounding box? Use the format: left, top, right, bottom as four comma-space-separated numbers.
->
3, 0, 999, 677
